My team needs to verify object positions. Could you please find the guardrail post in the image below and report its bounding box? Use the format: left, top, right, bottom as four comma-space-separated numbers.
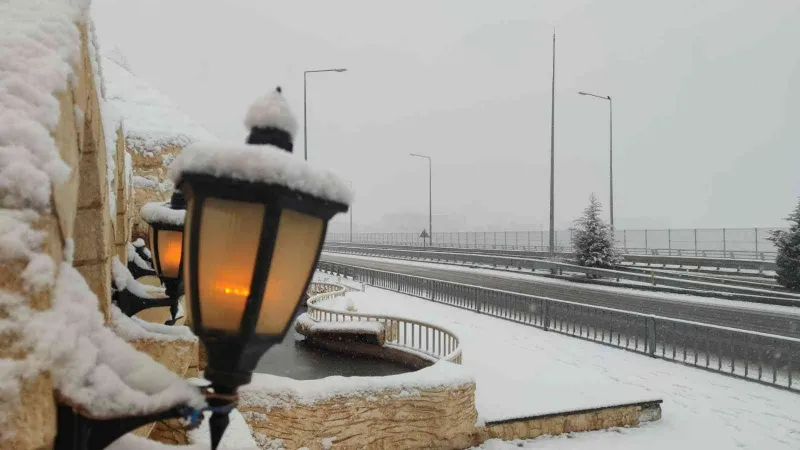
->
754, 227, 758, 254
542, 301, 549, 331
722, 228, 727, 254
623, 230, 627, 252
646, 317, 656, 357
668, 229, 672, 256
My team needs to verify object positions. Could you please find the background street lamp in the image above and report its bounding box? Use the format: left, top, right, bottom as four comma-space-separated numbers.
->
304, 68, 347, 161
174, 87, 350, 448
578, 91, 614, 228
409, 153, 432, 247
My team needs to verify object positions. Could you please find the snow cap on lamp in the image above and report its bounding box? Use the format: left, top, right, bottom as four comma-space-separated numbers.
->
245, 86, 297, 152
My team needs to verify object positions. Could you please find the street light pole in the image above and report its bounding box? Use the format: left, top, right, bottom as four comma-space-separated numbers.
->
549, 32, 556, 257
303, 68, 347, 161
409, 153, 432, 247
348, 181, 353, 243
578, 91, 614, 228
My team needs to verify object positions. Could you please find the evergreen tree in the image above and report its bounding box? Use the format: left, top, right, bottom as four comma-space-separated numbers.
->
571, 194, 622, 268
768, 198, 800, 291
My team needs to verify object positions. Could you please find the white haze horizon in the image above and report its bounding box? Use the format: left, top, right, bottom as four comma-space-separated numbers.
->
93, 0, 800, 233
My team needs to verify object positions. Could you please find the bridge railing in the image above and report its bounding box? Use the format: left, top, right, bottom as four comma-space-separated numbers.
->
325, 227, 786, 261
317, 261, 800, 393
306, 282, 463, 364
324, 241, 778, 273
321, 246, 796, 305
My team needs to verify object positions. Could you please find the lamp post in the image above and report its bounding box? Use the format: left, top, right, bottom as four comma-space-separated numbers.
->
409, 153, 432, 247
58, 87, 351, 450
139, 190, 187, 322
578, 91, 614, 228
348, 181, 353, 243
176, 86, 350, 448
304, 68, 347, 161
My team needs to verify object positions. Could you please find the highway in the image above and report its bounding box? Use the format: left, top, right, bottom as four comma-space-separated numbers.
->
321, 252, 800, 338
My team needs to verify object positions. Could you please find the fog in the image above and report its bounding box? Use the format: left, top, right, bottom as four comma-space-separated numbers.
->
93, 0, 800, 233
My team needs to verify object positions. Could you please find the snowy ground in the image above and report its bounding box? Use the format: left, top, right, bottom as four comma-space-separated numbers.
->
315, 274, 800, 449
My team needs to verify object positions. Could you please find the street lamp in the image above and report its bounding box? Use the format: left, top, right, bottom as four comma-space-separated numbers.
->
172, 86, 350, 448
348, 181, 353, 243
304, 68, 347, 161
578, 91, 614, 228
140, 190, 187, 321
409, 153, 432, 247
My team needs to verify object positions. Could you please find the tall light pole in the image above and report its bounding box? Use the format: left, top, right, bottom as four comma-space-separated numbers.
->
409, 153, 432, 247
304, 68, 347, 161
549, 31, 556, 257
578, 91, 614, 228
348, 181, 353, 243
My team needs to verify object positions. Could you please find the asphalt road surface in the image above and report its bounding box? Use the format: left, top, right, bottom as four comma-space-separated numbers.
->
321, 253, 800, 339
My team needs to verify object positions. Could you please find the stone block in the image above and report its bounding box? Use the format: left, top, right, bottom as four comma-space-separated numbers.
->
240, 382, 478, 450
150, 419, 189, 445
130, 338, 197, 378
75, 260, 111, 323
74, 24, 90, 122
115, 242, 127, 263
72, 208, 110, 265
114, 211, 128, 245
52, 89, 81, 240
1, 372, 56, 450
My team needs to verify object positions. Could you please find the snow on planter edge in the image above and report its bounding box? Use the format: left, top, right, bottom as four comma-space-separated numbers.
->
168, 141, 353, 206
140, 201, 186, 226
239, 360, 474, 410
295, 312, 385, 334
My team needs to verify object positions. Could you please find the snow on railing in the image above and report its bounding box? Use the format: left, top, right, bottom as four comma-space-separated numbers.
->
305, 282, 463, 364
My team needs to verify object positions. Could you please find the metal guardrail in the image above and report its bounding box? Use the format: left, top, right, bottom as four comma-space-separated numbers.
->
318, 262, 800, 393
325, 242, 778, 272
322, 246, 799, 306
306, 282, 463, 364
326, 227, 785, 260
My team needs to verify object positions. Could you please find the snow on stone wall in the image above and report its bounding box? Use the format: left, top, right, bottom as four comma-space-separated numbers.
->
100, 52, 215, 158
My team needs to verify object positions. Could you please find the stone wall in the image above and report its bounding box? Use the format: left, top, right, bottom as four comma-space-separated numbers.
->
239, 381, 661, 450
129, 145, 182, 240
0, 19, 134, 448
477, 401, 663, 442
240, 382, 479, 450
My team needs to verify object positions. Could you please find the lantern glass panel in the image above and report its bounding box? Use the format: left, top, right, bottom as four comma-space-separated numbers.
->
198, 197, 265, 332
255, 208, 324, 335
156, 230, 183, 279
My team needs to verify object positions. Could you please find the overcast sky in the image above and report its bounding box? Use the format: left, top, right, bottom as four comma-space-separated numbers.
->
93, 0, 800, 232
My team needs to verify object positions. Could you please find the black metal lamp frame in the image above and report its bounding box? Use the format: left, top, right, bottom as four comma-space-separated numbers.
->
140, 191, 187, 323
180, 172, 347, 445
